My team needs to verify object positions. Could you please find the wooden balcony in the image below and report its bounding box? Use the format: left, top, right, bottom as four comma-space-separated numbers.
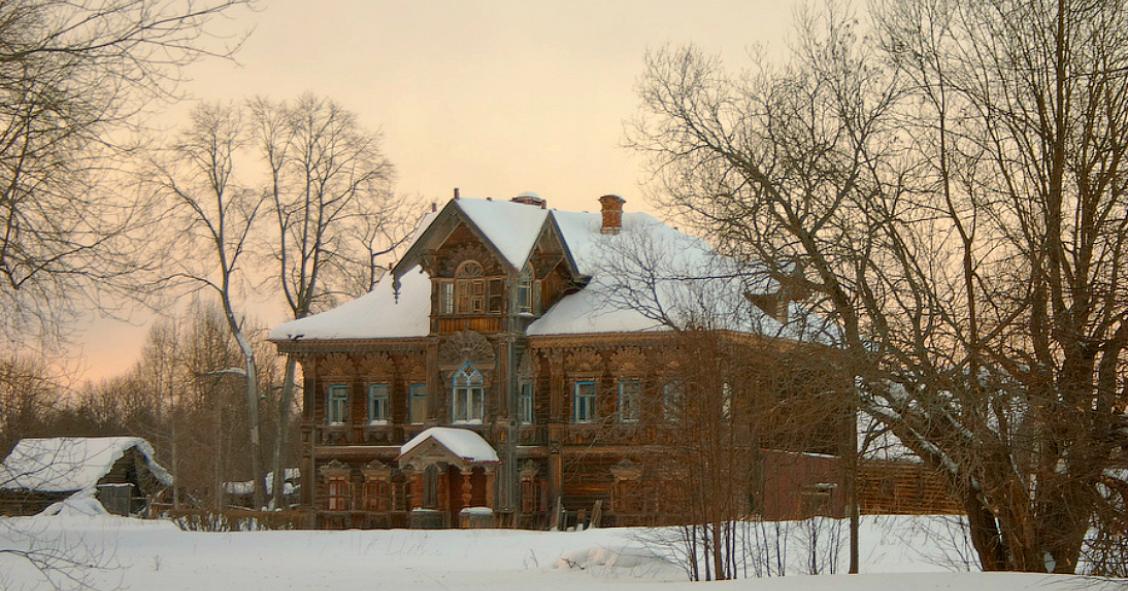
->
436, 315, 502, 334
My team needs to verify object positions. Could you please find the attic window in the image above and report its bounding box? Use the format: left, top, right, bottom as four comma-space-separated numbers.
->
455, 260, 486, 314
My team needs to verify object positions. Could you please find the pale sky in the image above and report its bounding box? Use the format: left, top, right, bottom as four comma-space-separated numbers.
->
72, 0, 800, 382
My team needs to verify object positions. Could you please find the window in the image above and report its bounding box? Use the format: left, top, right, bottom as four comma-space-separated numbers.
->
455, 260, 485, 314
408, 383, 428, 424
367, 384, 389, 424
488, 278, 504, 313
364, 480, 389, 511
452, 363, 485, 423
327, 385, 349, 424
327, 477, 350, 511
662, 381, 683, 423
438, 281, 455, 314
573, 381, 596, 423
618, 379, 641, 423
517, 265, 533, 314
519, 381, 534, 424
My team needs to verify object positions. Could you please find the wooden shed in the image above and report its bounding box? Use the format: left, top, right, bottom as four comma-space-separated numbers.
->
0, 437, 173, 516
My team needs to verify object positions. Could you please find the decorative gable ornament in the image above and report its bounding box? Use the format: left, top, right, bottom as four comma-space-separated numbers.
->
358, 353, 395, 378
438, 331, 495, 370
317, 353, 354, 378
566, 348, 603, 375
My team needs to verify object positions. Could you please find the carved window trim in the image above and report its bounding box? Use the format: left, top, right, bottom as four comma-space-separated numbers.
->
451, 362, 485, 423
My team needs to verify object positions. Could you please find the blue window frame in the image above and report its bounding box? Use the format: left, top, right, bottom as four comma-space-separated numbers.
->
367, 384, 389, 423
618, 379, 641, 423
327, 384, 349, 424
573, 380, 596, 423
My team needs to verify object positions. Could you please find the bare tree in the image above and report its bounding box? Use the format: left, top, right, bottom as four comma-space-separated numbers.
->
249, 93, 405, 508
0, 0, 252, 347
629, 0, 1128, 574
148, 102, 267, 509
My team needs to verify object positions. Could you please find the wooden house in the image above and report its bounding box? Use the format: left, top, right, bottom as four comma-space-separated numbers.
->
0, 437, 173, 516
270, 192, 935, 529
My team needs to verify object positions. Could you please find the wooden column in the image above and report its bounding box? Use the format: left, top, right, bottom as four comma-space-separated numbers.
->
461, 467, 473, 507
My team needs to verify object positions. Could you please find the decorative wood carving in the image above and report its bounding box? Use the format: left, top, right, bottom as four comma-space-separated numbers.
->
610, 348, 647, 375
362, 460, 392, 481
516, 349, 534, 379
438, 331, 495, 370
520, 460, 539, 481
319, 459, 350, 479
357, 352, 395, 377
318, 353, 354, 378
440, 244, 502, 276
610, 459, 643, 481
566, 348, 603, 375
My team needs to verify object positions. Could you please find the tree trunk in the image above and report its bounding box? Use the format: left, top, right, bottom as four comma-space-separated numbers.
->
270, 355, 298, 509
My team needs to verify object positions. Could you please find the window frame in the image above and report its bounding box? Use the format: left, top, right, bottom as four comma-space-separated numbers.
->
519, 380, 534, 424
327, 476, 350, 511
618, 378, 641, 423
451, 363, 485, 423
662, 380, 684, 423
326, 384, 349, 425
573, 380, 597, 424
517, 265, 533, 314
367, 383, 389, 424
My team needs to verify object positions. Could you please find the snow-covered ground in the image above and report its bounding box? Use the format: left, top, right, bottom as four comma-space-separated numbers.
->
0, 513, 1118, 590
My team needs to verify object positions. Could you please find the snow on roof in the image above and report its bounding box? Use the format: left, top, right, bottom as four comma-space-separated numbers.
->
269, 265, 431, 341
0, 437, 173, 493
223, 468, 300, 496
400, 427, 499, 463
455, 198, 548, 271
269, 196, 838, 344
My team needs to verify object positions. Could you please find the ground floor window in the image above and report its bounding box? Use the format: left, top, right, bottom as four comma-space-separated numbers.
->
573, 380, 596, 423
364, 480, 389, 512
327, 476, 350, 511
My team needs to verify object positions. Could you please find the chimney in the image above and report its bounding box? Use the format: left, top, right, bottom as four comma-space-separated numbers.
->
511, 191, 547, 209
599, 194, 625, 234
430, 201, 437, 213
453, 187, 460, 200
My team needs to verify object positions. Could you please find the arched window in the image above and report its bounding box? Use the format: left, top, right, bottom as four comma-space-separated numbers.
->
452, 362, 485, 423
455, 260, 486, 314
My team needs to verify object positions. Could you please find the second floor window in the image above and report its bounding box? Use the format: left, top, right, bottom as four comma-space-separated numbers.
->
327, 385, 349, 425
367, 384, 389, 424
452, 363, 484, 423
519, 381, 534, 424
663, 380, 684, 423
517, 265, 533, 314
618, 379, 641, 423
574, 380, 596, 423
409, 383, 428, 424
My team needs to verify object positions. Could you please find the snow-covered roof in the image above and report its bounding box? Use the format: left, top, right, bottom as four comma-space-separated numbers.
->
456, 199, 548, 270
269, 196, 839, 344
0, 437, 173, 493
224, 468, 300, 496
400, 427, 499, 463
269, 265, 431, 341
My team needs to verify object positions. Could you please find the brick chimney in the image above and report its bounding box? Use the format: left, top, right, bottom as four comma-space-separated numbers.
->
511, 191, 547, 209
599, 194, 625, 234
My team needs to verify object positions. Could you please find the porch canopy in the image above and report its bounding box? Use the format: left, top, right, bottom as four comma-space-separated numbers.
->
398, 427, 499, 516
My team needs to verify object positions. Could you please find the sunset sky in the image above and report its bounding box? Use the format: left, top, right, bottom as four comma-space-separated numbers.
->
72, 0, 800, 382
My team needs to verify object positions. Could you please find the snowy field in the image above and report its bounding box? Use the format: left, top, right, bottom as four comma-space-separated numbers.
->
0, 513, 1119, 591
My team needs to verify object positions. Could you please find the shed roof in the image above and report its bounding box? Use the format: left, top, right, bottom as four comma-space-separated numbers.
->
0, 437, 173, 493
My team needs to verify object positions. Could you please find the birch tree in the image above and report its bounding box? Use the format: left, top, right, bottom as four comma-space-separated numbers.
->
148, 102, 268, 509
249, 94, 403, 508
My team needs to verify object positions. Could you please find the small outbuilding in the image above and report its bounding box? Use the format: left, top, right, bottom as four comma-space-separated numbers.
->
0, 436, 173, 516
